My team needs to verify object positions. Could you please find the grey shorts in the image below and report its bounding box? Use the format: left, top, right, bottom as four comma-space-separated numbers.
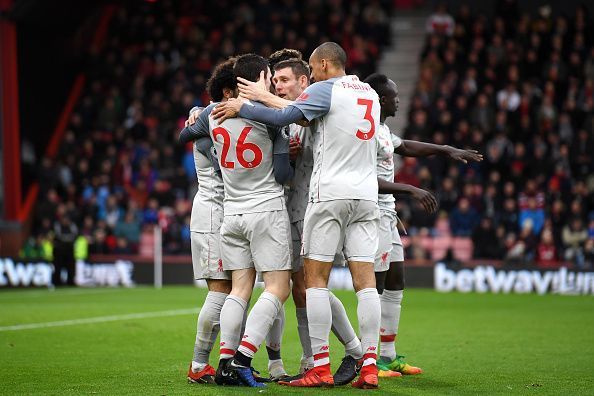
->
374, 211, 404, 272
302, 200, 379, 263
190, 231, 230, 280
221, 209, 292, 273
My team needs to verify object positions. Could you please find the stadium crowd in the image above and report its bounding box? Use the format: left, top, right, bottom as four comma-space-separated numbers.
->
399, 3, 594, 268
24, 0, 392, 258
23, 1, 593, 269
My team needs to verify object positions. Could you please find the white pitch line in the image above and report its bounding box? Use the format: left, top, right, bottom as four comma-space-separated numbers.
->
0, 307, 200, 332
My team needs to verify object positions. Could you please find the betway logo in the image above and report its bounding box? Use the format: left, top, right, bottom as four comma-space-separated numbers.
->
435, 263, 594, 295
75, 260, 134, 287
0, 258, 134, 287
0, 259, 52, 287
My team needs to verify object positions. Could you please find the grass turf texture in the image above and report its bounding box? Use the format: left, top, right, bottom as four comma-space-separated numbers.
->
1, 287, 593, 395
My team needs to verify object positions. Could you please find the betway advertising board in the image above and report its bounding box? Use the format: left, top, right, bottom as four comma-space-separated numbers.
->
434, 263, 594, 295
0, 258, 133, 287
1, 256, 592, 295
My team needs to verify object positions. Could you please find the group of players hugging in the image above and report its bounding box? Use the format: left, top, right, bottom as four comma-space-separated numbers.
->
179, 42, 482, 389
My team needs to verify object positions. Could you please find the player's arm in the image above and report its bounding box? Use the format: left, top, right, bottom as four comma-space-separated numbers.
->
269, 126, 294, 184
395, 139, 483, 164
178, 105, 213, 143
209, 96, 304, 125
377, 178, 438, 213
237, 75, 293, 109
213, 80, 331, 125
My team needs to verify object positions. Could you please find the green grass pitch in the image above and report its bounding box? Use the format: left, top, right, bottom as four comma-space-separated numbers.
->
1, 286, 593, 395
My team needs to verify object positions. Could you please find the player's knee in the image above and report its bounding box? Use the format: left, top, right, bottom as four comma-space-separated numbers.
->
230, 281, 254, 301
266, 284, 291, 303
208, 279, 232, 294
351, 272, 376, 292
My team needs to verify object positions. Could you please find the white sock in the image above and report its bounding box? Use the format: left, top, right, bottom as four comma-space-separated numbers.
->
329, 291, 362, 359
268, 359, 287, 378
296, 307, 313, 358
266, 304, 285, 361
219, 295, 247, 360
191, 361, 207, 372
193, 291, 227, 366
240, 297, 250, 336
300, 354, 314, 373
237, 291, 282, 359
380, 289, 402, 361
306, 287, 332, 368
357, 288, 381, 368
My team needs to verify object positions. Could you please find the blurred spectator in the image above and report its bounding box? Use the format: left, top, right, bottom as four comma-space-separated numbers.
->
584, 239, 594, 269
449, 198, 479, 237
53, 214, 78, 286
536, 228, 558, 268
114, 211, 141, 252
472, 217, 504, 259
113, 237, 132, 255
426, 3, 455, 36
406, 233, 430, 261
497, 83, 521, 112
89, 229, 110, 255
562, 218, 588, 268
519, 197, 545, 236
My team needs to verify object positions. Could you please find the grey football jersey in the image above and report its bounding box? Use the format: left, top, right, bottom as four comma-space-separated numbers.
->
191, 103, 286, 215
376, 123, 402, 212
190, 143, 224, 233
286, 124, 314, 223
289, 75, 379, 203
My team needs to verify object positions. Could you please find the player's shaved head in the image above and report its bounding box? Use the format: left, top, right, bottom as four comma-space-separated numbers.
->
207, 57, 237, 102
310, 42, 346, 68
233, 53, 270, 83
364, 73, 399, 119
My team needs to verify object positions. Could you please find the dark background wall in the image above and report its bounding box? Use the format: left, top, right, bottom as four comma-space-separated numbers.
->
9, 0, 102, 190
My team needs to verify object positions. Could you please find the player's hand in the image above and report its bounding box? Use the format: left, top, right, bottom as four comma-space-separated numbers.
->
446, 147, 483, 164
238, 71, 268, 101
410, 187, 438, 213
184, 108, 203, 127
289, 136, 302, 161
212, 98, 245, 123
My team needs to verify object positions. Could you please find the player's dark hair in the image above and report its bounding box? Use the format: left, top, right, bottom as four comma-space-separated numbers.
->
312, 42, 347, 68
233, 53, 269, 83
269, 48, 303, 70
364, 73, 390, 97
206, 57, 237, 102
273, 59, 310, 80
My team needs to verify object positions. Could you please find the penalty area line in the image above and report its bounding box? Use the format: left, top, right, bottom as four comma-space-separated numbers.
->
0, 307, 200, 332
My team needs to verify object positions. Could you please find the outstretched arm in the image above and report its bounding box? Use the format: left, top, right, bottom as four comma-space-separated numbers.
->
395, 140, 483, 164
377, 178, 438, 213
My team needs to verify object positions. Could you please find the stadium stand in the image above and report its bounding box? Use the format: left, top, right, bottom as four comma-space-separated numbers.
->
23, 0, 393, 258
399, 3, 593, 268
